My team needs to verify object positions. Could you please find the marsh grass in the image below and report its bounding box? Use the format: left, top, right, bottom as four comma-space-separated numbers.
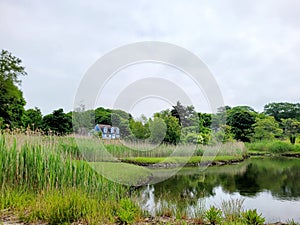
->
247, 140, 300, 154
0, 133, 146, 224
0, 134, 127, 197
101, 141, 246, 159
221, 198, 245, 222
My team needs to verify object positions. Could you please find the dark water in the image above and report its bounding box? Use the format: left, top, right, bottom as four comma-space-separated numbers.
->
137, 157, 300, 223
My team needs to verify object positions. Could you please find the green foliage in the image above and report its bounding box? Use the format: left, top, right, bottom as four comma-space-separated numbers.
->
214, 124, 234, 143
22, 107, 43, 130
111, 109, 133, 138
1, 188, 125, 225
264, 102, 300, 122
116, 198, 140, 224
282, 118, 300, 144
155, 110, 181, 144
227, 107, 257, 142
122, 155, 244, 165
149, 117, 166, 143
252, 116, 283, 141
241, 209, 265, 225
0, 49, 27, 84
171, 101, 198, 127
28, 189, 91, 224
0, 187, 34, 210
0, 49, 27, 128
95, 107, 112, 125
130, 118, 150, 140
198, 112, 212, 128
204, 206, 223, 225
72, 104, 95, 134
0, 134, 127, 197
268, 141, 294, 153
42, 108, 72, 135
247, 140, 299, 154
163, 115, 181, 145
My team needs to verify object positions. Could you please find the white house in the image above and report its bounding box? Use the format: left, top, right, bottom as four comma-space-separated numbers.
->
94, 124, 120, 139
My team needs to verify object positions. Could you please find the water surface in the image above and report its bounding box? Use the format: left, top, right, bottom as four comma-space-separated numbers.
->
137, 157, 300, 223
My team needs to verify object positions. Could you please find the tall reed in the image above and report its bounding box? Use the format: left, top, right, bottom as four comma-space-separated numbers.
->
0, 134, 126, 200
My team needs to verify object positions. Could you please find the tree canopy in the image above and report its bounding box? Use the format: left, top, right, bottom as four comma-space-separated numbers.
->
264, 102, 300, 122
0, 50, 27, 128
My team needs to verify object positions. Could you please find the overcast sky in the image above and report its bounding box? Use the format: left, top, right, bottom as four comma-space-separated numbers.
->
1, 0, 300, 117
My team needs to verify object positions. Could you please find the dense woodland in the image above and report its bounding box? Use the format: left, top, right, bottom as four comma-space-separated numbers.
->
1, 49, 300, 144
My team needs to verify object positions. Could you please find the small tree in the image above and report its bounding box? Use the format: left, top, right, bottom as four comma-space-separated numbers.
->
22, 107, 43, 130
42, 108, 72, 135
252, 116, 283, 141
227, 107, 257, 142
149, 117, 167, 144
282, 118, 300, 144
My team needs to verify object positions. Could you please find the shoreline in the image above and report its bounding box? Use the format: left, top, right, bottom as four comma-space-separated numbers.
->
121, 155, 248, 169
0, 214, 292, 225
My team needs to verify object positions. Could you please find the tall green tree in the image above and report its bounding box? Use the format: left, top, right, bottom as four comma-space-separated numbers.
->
0, 50, 27, 128
72, 104, 95, 134
42, 108, 72, 135
282, 118, 300, 144
149, 117, 167, 144
155, 110, 181, 144
171, 101, 198, 127
252, 116, 283, 141
264, 102, 300, 122
95, 107, 112, 125
22, 107, 43, 130
227, 106, 257, 142
129, 119, 150, 140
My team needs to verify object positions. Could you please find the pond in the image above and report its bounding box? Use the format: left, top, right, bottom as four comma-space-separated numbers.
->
136, 157, 300, 223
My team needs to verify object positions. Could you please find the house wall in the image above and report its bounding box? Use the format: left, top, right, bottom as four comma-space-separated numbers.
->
94, 124, 120, 139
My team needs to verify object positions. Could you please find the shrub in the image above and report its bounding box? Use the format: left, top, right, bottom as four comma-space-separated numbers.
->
27, 189, 91, 224
204, 206, 223, 225
116, 198, 140, 224
269, 141, 294, 153
242, 209, 265, 225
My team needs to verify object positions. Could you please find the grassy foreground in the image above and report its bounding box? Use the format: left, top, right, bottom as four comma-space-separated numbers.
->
0, 133, 143, 224
1, 133, 294, 224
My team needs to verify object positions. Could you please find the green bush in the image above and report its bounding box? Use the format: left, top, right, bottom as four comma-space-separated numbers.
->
27, 190, 91, 224
204, 206, 223, 225
269, 141, 294, 153
247, 140, 299, 154
242, 209, 265, 225
116, 198, 140, 224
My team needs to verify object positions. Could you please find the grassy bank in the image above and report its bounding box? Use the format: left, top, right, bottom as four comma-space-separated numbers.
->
122, 155, 244, 167
90, 162, 152, 186
0, 133, 144, 224
246, 140, 300, 155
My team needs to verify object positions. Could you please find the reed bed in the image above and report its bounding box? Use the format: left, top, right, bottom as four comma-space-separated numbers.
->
101, 141, 246, 159
0, 133, 126, 199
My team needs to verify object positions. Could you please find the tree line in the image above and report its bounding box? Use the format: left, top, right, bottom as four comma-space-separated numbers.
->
1, 49, 300, 144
